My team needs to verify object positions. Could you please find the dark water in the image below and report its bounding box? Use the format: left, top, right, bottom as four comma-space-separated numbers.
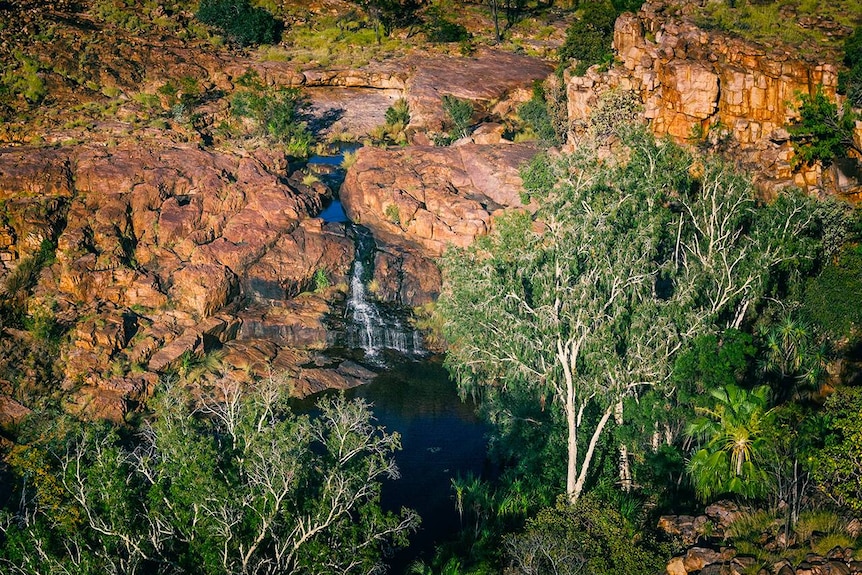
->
298, 358, 489, 573
317, 199, 348, 223
307, 142, 362, 224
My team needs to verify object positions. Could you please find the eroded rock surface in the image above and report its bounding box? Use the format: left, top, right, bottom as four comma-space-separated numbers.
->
340, 143, 537, 305
341, 143, 535, 257
567, 0, 860, 196
0, 142, 358, 420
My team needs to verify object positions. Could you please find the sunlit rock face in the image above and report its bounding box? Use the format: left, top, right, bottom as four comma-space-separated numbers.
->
340, 143, 539, 306
566, 0, 860, 197
0, 143, 358, 420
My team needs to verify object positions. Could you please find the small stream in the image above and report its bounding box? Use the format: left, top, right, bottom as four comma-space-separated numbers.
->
303, 146, 490, 572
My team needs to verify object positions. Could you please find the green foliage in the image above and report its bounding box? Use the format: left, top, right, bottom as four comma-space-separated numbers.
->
809, 385, 862, 514
587, 88, 642, 139
788, 86, 859, 168
505, 497, 669, 575
196, 0, 282, 46
313, 268, 331, 291
693, 0, 862, 53
385, 98, 411, 126
437, 127, 824, 505
230, 82, 313, 156
757, 313, 828, 400
794, 510, 848, 542
0, 382, 418, 574
839, 26, 862, 107
517, 82, 560, 146
370, 98, 410, 146
424, 6, 470, 42
558, 1, 618, 75
0, 53, 47, 107
441, 95, 474, 139
384, 203, 401, 224
803, 245, 862, 341
686, 385, 775, 502
724, 509, 781, 541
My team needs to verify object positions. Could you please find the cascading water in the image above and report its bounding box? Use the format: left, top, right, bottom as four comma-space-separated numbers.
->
345, 226, 423, 358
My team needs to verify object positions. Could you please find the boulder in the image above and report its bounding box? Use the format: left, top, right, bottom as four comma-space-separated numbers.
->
169, 264, 239, 318
683, 547, 724, 573
667, 556, 687, 575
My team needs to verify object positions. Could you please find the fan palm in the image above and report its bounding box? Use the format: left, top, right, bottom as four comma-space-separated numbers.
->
686, 384, 775, 501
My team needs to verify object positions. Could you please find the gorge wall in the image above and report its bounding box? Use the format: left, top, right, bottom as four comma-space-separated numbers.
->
566, 0, 861, 197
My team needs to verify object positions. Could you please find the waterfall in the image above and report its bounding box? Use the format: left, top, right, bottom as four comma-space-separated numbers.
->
345, 226, 423, 358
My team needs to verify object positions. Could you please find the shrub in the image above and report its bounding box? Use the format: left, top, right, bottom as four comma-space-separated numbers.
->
788, 86, 858, 168
588, 89, 642, 139
506, 497, 668, 575
838, 26, 862, 107
313, 268, 330, 292
230, 86, 313, 156
196, 0, 282, 46
559, 1, 618, 75
441, 95, 474, 139
384, 203, 400, 225
518, 82, 560, 146
802, 245, 862, 340
424, 7, 469, 43
385, 98, 410, 127
795, 511, 847, 542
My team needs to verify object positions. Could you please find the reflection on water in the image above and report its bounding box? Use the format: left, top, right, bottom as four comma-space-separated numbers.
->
296, 357, 489, 573
317, 199, 348, 222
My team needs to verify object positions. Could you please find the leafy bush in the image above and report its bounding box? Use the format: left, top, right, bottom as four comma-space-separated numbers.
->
839, 26, 862, 107
0, 385, 418, 574
441, 95, 474, 139
230, 84, 313, 156
385, 98, 410, 127
196, 0, 282, 46
0, 53, 46, 107
506, 497, 668, 575
518, 82, 560, 146
802, 245, 862, 341
559, 1, 618, 75
809, 385, 862, 514
313, 268, 330, 292
788, 86, 858, 168
424, 6, 469, 42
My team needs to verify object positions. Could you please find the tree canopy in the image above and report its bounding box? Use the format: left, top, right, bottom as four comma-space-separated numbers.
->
435, 128, 824, 505
0, 378, 418, 575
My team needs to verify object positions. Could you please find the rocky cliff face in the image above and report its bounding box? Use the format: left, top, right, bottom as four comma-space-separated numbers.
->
0, 142, 362, 420
566, 0, 860, 196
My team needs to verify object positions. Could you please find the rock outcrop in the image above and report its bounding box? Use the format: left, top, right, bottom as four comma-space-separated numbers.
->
0, 142, 359, 420
403, 48, 554, 133
340, 143, 537, 305
566, 0, 859, 195
342, 143, 535, 257
660, 502, 862, 575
